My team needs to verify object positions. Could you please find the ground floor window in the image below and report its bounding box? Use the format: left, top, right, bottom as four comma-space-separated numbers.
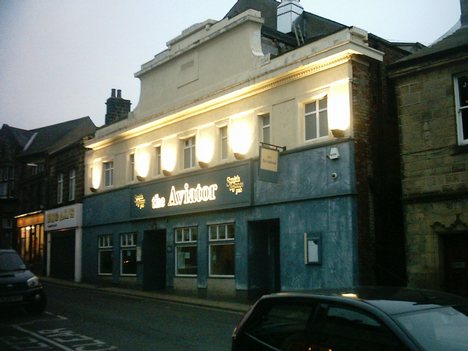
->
120, 233, 137, 276
98, 235, 113, 275
209, 223, 235, 277
175, 227, 198, 276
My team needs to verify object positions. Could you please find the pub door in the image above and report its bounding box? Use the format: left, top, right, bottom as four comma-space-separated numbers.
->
142, 229, 166, 290
443, 234, 468, 297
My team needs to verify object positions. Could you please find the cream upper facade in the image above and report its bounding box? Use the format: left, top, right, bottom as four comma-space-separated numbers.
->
85, 9, 383, 194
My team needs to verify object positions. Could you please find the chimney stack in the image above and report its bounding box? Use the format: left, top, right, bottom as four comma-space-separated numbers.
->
105, 89, 131, 125
461, 0, 468, 26
277, 0, 303, 34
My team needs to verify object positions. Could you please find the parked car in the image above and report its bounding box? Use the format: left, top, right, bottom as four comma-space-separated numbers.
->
0, 249, 47, 315
232, 287, 468, 351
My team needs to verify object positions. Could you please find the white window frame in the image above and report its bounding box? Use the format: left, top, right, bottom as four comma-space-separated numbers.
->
98, 234, 113, 276
455, 73, 468, 145
104, 161, 114, 187
260, 113, 271, 144
208, 223, 235, 278
120, 233, 137, 276
68, 169, 76, 201
220, 126, 228, 160
183, 137, 196, 169
154, 145, 162, 176
57, 173, 63, 204
174, 227, 198, 277
304, 96, 328, 141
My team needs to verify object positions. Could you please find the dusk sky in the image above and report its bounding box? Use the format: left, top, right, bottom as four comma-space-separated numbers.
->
0, 0, 461, 130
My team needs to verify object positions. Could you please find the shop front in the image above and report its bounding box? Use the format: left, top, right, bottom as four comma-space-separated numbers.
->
45, 204, 83, 282
15, 211, 45, 274
82, 142, 359, 300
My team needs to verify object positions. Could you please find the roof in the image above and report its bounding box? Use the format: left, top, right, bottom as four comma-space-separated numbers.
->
0, 124, 34, 150
392, 21, 468, 68
20, 117, 96, 157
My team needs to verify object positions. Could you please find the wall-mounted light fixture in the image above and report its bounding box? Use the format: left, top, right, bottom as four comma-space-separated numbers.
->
135, 145, 151, 180
89, 187, 98, 193
91, 158, 102, 191
136, 175, 146, 182
229, 113, 254, 160
331, 129, 345, 138
234, 153, 245, 160
196, 126, 214, 167
162, 170, 172, 177
161, 138, 177, 176
198, 161, 209, 168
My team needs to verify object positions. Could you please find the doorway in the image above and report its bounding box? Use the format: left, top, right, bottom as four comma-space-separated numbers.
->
248, 219, 280, 299
142, 229, 166, 290
443, 234, 468, 297
50, 230, 75, 280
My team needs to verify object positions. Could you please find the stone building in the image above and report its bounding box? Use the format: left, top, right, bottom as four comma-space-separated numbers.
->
390, 0, 468, 296
82, 0, 412, 298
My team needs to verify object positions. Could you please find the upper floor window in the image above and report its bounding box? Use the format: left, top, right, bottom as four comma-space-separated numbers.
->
183, 137, 196, 169
455, 74, 468, 145
154, 146, 161, 176
220, 126, 228, 160
104, 161, 114, 187
68, 169, 76, 201
129, 153, 135, 182
305, 96, 328, 141
260, 113, 271, 144
57, 173, 63, 204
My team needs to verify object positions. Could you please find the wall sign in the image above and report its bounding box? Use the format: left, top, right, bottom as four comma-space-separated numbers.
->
45, 204, 83, 230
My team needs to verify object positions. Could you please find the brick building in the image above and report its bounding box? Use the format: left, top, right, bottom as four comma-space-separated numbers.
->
390, 0, 468, 296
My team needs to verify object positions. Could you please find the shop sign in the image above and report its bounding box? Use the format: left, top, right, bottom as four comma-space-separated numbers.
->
131, 163, 251, 217
16, 213, 44, 228
45, 204, 82, 230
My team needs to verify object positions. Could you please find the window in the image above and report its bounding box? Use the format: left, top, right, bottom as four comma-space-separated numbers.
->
98, 235, 113, 275
260, 114, 271, 144
57, 173, 63, 204
154, 146, 161, 175
120, 233, 137, 276
175, 227, 198, 276
220, 126, 228, 160
455, 74, 468, 145
68, 169, 76, 201
104, 161, 114, 187
209, 223, 235, 277
183, 137, 196, 169
305, 96, 328, 140
129, 154, 135, 181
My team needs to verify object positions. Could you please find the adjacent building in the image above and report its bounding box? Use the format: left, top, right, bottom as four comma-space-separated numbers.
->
390, 0, 468, 297
82, 0, 412, 299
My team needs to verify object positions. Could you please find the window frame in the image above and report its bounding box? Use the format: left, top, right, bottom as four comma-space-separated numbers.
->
154, 145, 162, 176
57, 173, 64, 204
454, 73, 468, 145
304, 96, 329, 141
260, 113, 271, 144
183, 137, 196, 169
220, 126, 229, 160
208, 223, 235, 278
68, 169, 76, 201
120, 233, 137, 277
98, 234, 113, 276
174, 226, 198, 277
104, 161, 114, 187
129, 153, 135, 182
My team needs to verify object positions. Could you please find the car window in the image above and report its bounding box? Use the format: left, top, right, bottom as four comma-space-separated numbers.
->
317, 305, 408, 351
243, 300, 317, 351
0, 252, 27, 271
396, 306, 468, 351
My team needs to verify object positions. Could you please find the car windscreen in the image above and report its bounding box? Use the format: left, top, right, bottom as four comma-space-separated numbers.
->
395, 305, 468, 351
0, 252, 27, 271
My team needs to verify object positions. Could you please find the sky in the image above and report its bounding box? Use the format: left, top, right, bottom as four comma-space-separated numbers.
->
0, 0, 461, 130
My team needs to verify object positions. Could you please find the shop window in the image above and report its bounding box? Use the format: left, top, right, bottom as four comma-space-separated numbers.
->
175, 227, 198, 276
455, 74, 468, 145
104, 161, 114, 187
98, 235, 113, 275
120, 233, 137, 276
260, 113, 271, 144
57, 173, 63, 204
305, 96, 328, 141
220, 126, 228, 160
209, 223, 235, 277
183, 137, 196, 169
68, 169, 76, 201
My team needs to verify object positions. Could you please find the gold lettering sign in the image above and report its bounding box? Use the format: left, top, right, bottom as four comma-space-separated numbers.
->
134, 194, 146, 209
226, 175, 244, 195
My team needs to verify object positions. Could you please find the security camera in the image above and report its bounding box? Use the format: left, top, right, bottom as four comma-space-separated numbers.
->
327, 147, 340, 160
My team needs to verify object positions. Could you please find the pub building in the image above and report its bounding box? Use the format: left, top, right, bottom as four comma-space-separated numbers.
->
81, 1, 409, 299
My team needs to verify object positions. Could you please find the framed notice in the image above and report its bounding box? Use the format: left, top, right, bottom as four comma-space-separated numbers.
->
304, 232, 321, 265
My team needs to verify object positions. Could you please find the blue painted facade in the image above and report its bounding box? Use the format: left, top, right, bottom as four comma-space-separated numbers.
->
82, 140, 359, 296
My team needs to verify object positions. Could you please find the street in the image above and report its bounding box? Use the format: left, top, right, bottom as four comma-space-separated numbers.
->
0, 283, 243, 351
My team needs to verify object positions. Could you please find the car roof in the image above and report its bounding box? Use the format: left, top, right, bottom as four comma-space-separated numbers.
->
0, 249, 17, 253
260, 287, 468, 315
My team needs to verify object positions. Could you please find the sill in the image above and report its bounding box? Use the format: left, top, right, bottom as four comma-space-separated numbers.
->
208, 275, 235, 279
98, 273, 112, 276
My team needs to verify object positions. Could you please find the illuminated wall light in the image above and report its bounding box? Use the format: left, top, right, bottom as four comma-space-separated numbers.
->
91, 158, 102, 191
135, 145, 151, 180
161, 138, 177, 175
229, 114, 254, 158
196, 126, 215, 167
328, 81, 351, 135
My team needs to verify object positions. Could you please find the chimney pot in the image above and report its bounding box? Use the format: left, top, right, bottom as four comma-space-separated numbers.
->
111, 89, 116, 98
277, 0, 303, 34
461, 0, 468, 26
117, 90, 122, 98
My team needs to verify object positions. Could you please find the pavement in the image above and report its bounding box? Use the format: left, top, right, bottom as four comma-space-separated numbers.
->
40, 277, 252, 314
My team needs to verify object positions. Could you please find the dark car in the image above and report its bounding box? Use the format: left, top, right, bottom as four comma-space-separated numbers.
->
0, 249, 47, 315
232, 287, 468, 351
